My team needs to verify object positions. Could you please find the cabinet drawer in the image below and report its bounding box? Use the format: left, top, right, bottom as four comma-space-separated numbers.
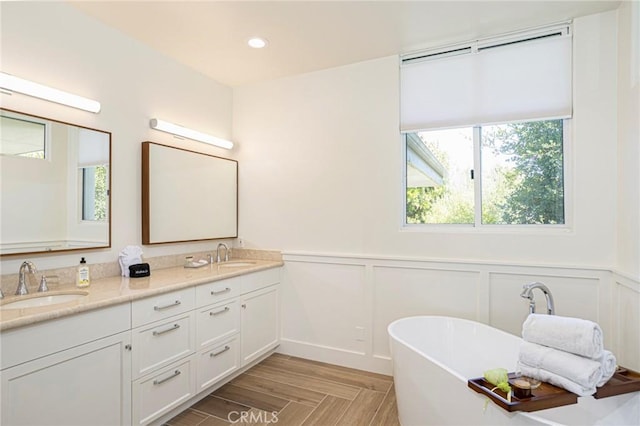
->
195, 276, 241, 307
132, 312, 195, 380
196, 300, 240, 350
242, 268, 281, 294
197, 336, 240, 393
132, 356, 196, 426
131, 287, 194, 328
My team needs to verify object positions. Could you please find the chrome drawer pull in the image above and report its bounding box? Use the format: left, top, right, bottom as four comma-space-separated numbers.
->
154, 300, 181, 311
153, 369, 181, 385
210, 346, 230, 357
152, 323, 180, 336
209, 307, 230, 316
211, 287, 231, 295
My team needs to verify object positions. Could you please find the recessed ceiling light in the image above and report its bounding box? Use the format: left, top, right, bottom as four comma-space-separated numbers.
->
248, 37, 268, 49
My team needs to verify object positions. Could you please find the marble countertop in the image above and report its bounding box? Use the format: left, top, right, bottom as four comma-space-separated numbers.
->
0, 259, 283, 332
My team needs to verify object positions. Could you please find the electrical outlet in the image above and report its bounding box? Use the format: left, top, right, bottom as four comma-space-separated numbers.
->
355, 326, 365, 342
236, 237, 245, 248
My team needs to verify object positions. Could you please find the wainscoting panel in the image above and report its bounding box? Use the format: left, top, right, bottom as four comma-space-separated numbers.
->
280, 253, 639, 375
372, 266, 480, 358
281, 260, 368, 356
613, 273, 640, 371
489, 273, 602, 338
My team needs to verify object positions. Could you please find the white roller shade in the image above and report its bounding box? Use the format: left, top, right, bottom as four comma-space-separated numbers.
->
401, 26, 572, 132
78, 127, 109, 166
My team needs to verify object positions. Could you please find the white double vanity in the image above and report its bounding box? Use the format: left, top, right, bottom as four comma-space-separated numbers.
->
0, 261, 282, 425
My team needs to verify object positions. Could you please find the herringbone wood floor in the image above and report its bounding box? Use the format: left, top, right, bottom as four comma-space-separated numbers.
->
165, 353, 400, 426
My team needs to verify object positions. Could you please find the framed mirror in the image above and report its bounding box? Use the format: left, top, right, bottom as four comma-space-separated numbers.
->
142, 142, 238, 244
0, 108, 111, 256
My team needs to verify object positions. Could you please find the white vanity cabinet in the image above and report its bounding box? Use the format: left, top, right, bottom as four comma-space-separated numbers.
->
240, 268, 281, 366
194, 284, 242, 394
131, 287, 197, 425
131, 268, 281, 425
0, 265, 281, 426
0, 303, 132, 426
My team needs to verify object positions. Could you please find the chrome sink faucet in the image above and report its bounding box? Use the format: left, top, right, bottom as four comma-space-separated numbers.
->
15, 260, 37, 296
520, 281, 555, 315
216, 243, 229, 263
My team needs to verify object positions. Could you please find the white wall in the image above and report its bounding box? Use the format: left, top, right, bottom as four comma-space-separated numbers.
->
235, 10, 639, 373
612, 2, 640, 374
0, 2, 234, 272
616, 1, 640, 279
0, 2, 636, 375
234, 11, 618, 268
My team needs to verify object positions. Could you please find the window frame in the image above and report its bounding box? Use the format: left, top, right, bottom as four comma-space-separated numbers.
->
78, 164, 109, 223
0, 111, 51, 160
401, 118, 573, 233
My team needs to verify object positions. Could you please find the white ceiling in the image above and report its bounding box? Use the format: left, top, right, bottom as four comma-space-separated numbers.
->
69, 1, 621, 87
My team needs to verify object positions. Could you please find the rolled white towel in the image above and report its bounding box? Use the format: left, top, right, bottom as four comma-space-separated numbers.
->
596, 350, 617, 387
518, 361, 596, 397
522, 314, 603, 359
119, 245, 144, 277
519, 341, 603, 389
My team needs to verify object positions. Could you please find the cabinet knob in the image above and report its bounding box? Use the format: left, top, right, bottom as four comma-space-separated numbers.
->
125, 344, 132, 351
241, 304, 246, 309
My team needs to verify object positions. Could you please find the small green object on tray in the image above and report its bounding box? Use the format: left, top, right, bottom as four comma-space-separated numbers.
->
484, 368, 512, 394
468, 372, 579, 412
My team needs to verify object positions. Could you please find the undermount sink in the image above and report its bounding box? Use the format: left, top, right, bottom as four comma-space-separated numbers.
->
218, 261, 257, 268
1, 291, 89, 309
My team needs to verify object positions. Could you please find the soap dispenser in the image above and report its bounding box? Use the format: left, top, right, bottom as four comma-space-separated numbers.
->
77, 257, 90, 288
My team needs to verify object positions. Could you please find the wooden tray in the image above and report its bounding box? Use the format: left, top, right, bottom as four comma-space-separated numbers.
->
595, 367, 640, 399
468, 373, 578, 412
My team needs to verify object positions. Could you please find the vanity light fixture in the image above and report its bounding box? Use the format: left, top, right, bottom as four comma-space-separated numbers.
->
149, 118, 234, 150
0, 72, 101, 113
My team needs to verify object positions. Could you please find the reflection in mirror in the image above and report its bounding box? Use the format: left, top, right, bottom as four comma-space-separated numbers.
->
142, 142, 237, 245
0, 113, 47, 158
81, 165, 108, 221
0, 108, 111, 256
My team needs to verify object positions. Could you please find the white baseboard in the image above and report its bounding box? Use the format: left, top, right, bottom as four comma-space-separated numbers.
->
277, 338, 393, 375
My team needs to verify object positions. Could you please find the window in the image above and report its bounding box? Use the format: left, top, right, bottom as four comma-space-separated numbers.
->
0, 113, 47, 159
401, 23, 571, 228
405, 119, 565, 226
81, 165, 108, 221
77, 127, 110, 222
406, 127, 474, 224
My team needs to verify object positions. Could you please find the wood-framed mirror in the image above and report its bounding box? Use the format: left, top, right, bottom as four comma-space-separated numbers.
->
0, 108, 111, 256
142, 141, 238, 245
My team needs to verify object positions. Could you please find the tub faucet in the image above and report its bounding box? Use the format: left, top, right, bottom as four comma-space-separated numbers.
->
520, 282, 555, 315
15, 261, 38, 296
216, 243, 229, 263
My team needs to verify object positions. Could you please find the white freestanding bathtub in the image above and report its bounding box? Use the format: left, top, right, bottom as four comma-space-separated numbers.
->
388, 316, 639, 426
